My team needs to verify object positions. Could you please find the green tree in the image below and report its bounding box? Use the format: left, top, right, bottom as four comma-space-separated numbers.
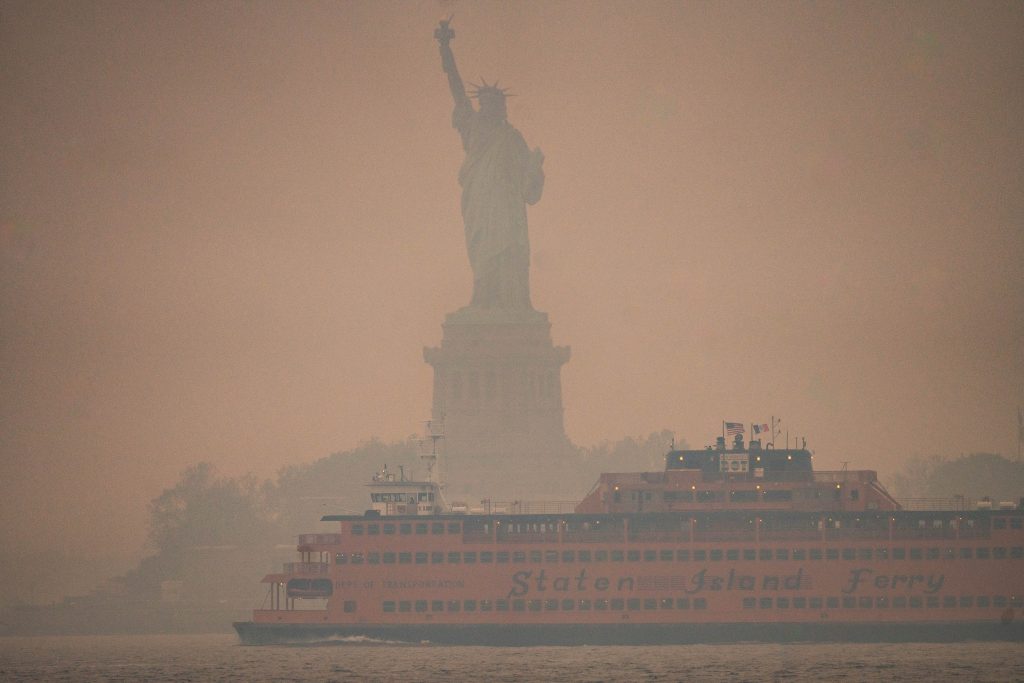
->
891, 452, 1024, 503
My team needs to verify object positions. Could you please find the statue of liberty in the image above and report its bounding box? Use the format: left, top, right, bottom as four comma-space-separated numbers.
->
435, 19, 545, 311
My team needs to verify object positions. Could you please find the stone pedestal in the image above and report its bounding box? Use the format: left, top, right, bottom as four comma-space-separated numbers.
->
423, 306, 571, 497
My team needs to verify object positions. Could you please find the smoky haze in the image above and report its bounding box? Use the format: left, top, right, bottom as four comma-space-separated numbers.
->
1, 1, 1021, 602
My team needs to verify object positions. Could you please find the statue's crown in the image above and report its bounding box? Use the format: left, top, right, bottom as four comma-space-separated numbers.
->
469, 79, 512, 100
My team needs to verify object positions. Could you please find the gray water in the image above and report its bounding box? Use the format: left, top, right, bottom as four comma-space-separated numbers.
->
2, 634, 1023, 681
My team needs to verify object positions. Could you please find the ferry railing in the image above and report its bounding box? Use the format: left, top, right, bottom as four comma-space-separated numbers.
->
896, 498, 971, 511
297, 533, 342, 546
283, 562, 330, 575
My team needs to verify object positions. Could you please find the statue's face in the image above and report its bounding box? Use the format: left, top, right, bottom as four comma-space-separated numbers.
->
478, 94, 507, 121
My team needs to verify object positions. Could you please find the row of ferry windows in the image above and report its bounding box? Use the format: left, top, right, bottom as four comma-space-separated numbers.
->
742, 595, 1024, 610
335, 546, 1024, 565
381, 597, 709, 613
379, 595, 1024, 614
351, 522, 462, 536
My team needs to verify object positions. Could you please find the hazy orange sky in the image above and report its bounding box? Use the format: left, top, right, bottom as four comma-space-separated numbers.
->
2, 1, 1022, 598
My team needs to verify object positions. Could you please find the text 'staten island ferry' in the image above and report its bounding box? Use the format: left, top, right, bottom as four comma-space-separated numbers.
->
234, 430, 1024, 644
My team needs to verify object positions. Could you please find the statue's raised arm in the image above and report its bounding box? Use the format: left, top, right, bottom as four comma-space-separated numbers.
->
435, 18, 470, 109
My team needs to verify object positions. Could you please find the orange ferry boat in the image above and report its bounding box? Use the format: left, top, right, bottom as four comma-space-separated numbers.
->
234, 433, 1024, 644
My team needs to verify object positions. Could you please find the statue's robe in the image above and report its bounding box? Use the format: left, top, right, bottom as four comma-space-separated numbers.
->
453, 100, 544, 310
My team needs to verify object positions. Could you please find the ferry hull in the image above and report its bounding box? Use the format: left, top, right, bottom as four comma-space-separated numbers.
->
234, 620, 1024, 646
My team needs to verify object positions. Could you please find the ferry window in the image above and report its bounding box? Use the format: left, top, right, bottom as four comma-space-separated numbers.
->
809, 597, 822, 609
463, 552, 477, 564
610, 599, 625, 611
777, 597, 790, 609
528, 600, 541, 612
876, 548, 888, 560
643, 550, 657, 562
464, 600, 477, 612
976, 547, 990, 559
447, 600, 460, 613
694, 598, 708, 610
677, 550, 690, 561
697, 491, 717, 503
595, 599, 609, 611
611, 550, 625, 562
926, 596, 940, 608
561, 599, 575, 611
1012, 597, 1024, 608
579, 550, 592, 562
943, 596, 956, 608
480, 552, 493, 563
977, 596, 990, 608
343, 601, 356, 613
431, 552, 443, 564
693, 550, 707, 562
726, 549, 739, 561
430, 601, 443, 612
730, 490, 758, 503
351, 524, 364, 536
842, 597, 855, 608
1011, 547, 1023, 559
943, 547, 955, 560
909, 596, 923, 608
579, 599, 592, 610
398, 552, 412, 564
809, 549, 822, 561
842, 549, 855, 561
513, 600, 526, 612
613, 491, 621, 503
1011, 519, 1022, 529
710, 549, 723, 561
399, 601, 411, 613
926, 548, 939, 560
826, 597, 839, 609
661, 598, 674, 609
367, 524, 380, 535
858, 549, 872, 561
496, 600, 509, 611
480, 600, 492, 612
399, 523, 412, 535
876, 597, 889, 608
383, 601, 395, 613
627, 550, 640, 562
676, 598, 690, 609
858, 597, 872, 608
850, 489, 859, 501
776, 549, 789, 561
826, 549, 839, 560
757, 549, 770, 561
792, 549, 806, 561
368, 552, 380, 565
596, 550, 609, 562
416, 523, 428, 535
513, 551, 526, 563
759, 597, 773, 609
660, 550, 674, 562
447, 522, 461, 534
628, 598, 642, 611
893, 548, 906, 560
562, 551, 575, 563
447, 552, 460, 564
530, 551, 543, 563
959, 596, 973, 608
335, 553, 347, 564
893, 596, 907, 608
764, 490, 792, 502
415, 600, 427, 612
993, 547, 1007, 559
993, 596, 1008, 608
383, 552, 396, 564
743, 597, 756, 609
352, 553, 364, 565
994, 518, 1006, 530
383, 524, 396, 535
910, 548, 924, 560
544, 599, 558, 611
432, 522, 445, 535
545, 551, 559, 563
793, 597, 806, 608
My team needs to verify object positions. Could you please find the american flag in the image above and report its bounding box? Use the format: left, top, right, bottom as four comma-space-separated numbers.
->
725, 422, 744, 436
